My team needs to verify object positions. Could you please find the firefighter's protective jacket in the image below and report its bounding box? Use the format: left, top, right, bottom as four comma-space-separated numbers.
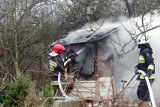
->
49, 52, 65, 84
137, 43, 155, 79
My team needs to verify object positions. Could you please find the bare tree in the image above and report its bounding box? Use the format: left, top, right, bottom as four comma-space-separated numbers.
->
0, 0, 54, 77
110, 13, 160, 57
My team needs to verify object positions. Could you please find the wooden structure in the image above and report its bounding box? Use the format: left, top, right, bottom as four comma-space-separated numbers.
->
69, 77, 115, 106
54, 28, 118, 78
53, 28, 118, 106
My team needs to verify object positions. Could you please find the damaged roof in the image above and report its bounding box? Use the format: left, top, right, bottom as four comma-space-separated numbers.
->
53, 28, 118, 46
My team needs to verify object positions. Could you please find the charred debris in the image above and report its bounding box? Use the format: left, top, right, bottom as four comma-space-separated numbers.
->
52, 28, 118, 80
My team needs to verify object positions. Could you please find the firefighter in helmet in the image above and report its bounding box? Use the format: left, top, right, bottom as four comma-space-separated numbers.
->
49, 43, 76, 96
135, 36, 155, 106
49, 43, 66, 96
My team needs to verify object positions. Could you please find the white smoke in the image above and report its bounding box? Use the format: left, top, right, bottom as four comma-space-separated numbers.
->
96, 14, 160, 102
65, 13, 160, 102
100, 14, 160, 102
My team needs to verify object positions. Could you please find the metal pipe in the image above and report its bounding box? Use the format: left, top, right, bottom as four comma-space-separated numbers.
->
137, 70, 156, 107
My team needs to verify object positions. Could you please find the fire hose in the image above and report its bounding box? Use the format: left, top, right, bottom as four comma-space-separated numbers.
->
119, 70, 156, 107
58, 47, 86, 99
58, 72, 71, 99
137, 70, 156, 107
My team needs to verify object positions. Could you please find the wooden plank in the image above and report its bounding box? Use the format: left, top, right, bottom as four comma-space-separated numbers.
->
69, 77, 114, 100
53, 99, 83, 107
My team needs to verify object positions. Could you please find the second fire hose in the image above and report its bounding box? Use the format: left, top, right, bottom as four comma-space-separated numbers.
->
137, 70, 156, 107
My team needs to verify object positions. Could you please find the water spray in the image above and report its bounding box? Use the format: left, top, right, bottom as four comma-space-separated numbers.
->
64, 47, 86, 66
137, 70, 156, 107
76, 47, 86, 55
58, 47, 87, 100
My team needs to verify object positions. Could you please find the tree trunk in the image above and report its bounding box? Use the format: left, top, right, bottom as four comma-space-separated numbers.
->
15, 33, 21, 77
124, 0, 133, 18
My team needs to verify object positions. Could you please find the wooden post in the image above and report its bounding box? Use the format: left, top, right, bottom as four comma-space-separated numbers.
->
121, 80, 127, 106
94, 43, 98, 79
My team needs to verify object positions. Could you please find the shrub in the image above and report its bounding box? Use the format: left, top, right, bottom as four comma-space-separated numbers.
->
38, 84, 53, 98
0, 75, 31, 107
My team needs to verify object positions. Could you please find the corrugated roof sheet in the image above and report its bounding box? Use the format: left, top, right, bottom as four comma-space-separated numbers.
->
52, 28, 118, 45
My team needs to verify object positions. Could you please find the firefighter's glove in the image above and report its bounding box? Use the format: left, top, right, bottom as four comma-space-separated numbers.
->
134, 67, 139, 75
146, 70, 153, 77
67, 53, 77, 60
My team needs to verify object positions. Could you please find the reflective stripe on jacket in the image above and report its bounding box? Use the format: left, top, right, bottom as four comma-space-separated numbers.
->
49, 53, 65, 76
137, 43, 155, 80
49, 60, 57, 71
140, 74, 155, 79
50, 81, 66, 85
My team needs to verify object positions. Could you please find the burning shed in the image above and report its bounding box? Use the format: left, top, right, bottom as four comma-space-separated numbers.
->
53, 28, 118, 79
52, 27, 119, 106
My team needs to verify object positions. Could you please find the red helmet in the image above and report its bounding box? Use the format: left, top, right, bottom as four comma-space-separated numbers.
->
52, 44, 65, 54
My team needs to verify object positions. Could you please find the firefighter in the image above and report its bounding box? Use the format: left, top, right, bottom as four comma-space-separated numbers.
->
49, 43, 66, 96
65, 49, 79, 80
49, 43, 76, 96
135, 36, 155, 106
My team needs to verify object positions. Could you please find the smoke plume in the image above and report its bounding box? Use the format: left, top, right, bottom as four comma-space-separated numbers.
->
64, 13, 160, 102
